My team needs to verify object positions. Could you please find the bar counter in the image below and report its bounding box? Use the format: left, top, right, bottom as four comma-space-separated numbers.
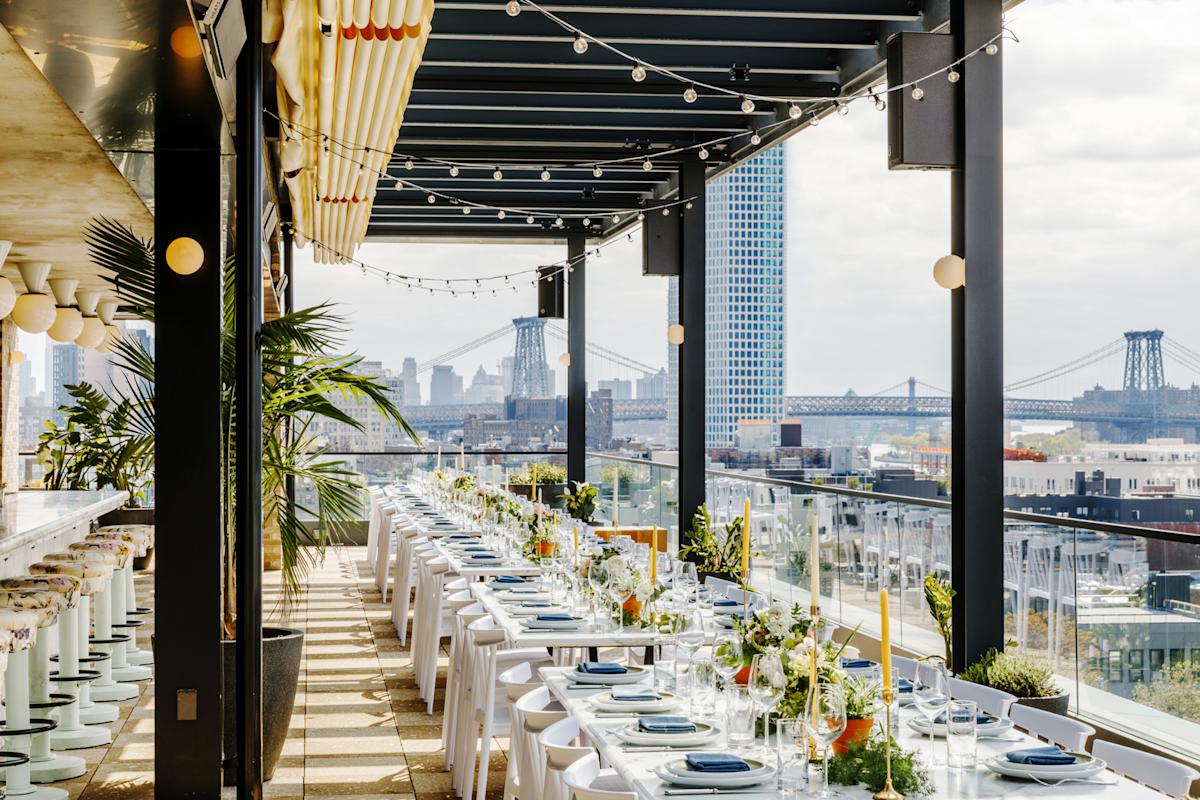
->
0, 489, 130, 578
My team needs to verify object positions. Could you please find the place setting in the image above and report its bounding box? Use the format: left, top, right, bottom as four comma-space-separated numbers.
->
652, 753, 778, 794
519, 611, 590, 631
984, 745, 1116, 787
566, 661, 652, 687
589, 684, 682, 716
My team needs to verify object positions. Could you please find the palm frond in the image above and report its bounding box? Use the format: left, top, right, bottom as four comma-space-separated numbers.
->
83, 217, 155, 321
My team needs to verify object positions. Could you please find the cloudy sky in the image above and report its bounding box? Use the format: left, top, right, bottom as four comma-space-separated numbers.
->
294, 0, 1200, 399
29, 0, 1188, 403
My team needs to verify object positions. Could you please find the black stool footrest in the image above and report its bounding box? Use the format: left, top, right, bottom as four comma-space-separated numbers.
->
0, 750, 29, 769
89, 635, 130, 645
0, 718, 58, 736
113, 621, 144, 629
130, 607, 152, 614
29, 693, 76, 711
49, 669, 102, 683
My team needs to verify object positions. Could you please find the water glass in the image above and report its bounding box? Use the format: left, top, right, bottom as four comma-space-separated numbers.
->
946, 700, 978, 770
725, 686, 756, 751
653, 637, 678, 691
689, 656, 717, 719
776, 718, 809, 798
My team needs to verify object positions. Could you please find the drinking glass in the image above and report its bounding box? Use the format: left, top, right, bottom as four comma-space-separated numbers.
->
749, 652, 787, 758
587, 560, 608, 629
805, 683, 847, 798
539, 556, 554, 595
713, 629, 743, 718
776, 717, 809, 798
912, 658, 950, 766
689, 656, 717, 719
675, 609, 706, 689
653, 636, 678, 691
946, 700, 978, 770
726, 686, 756, 751
608, 581, 633, 632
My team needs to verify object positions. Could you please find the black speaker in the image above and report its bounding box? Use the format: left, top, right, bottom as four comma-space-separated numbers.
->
886, 31, 957, 170
642, 205, 681, 275
537, 265, 564, 318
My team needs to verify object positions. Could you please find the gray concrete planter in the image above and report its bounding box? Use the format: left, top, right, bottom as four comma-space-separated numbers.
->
1016, 692, 1071, 716
222, 627, 304, 784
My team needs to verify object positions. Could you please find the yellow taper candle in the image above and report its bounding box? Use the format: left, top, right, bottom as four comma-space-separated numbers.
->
741, 498, 751, 581
649, 526, 658, 583
879, 589, 892, 691
810, 515, 821, 606
612, 471, 619, 527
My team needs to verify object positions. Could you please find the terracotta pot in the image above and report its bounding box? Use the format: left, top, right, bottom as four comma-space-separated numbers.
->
833, 718, 874, 755
535, 540, 557, 557
622, 596, 643, 618
734, 664, 751, 685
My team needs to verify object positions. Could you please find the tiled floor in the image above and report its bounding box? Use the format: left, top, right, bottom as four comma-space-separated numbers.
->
69, 545, 507, 798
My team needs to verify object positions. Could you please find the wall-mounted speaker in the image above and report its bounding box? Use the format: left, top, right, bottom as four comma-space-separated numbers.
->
886, 31, 957, 170
537, 266, 564, 318
642, 205, 681, 275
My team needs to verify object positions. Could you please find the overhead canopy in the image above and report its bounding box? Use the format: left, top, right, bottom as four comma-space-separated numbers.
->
363, 0, 946, 243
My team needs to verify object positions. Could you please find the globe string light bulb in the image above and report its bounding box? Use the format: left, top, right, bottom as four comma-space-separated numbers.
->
661, 207, 670, 216
592, 166, 603, 177
572, 32, 588, 54
740, 96, 755, 114
788, 104, 801, 120
985, 42, 999, 55
683, 84, 698, 103
642, 159, 653, 172
540, 168, 551, 182
750, 131, 761, 146
526, 215, 535, 224
426, 194, 436, 204
497, 210, 506, 219
449, 165, 460, 177
837, 101, 850, 116
911, 86, 925, 101
611, 214, 620, 223
810, 112, 820, 126
554, 216, 564, 227
404, 159, 414, 170
873, 93, 887, 111
505, 0, 520, 16
493, 168, 503, 180
582, 217, 591, 226
947, 69, 960, 83
462, 206, 471, 215
698, 147, 709, 160
631, 63, 646, 82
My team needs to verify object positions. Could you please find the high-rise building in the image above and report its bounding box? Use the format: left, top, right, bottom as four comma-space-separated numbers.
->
597, 378, 632, 401
465, 365, 504, 404
636, 369, 666, 400
666, 146, 787, 449
429, 364, 463, 405
49, 344, 112, 426
400, 357, 421, 406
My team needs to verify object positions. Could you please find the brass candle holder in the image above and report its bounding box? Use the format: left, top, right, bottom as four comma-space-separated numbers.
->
806, 605, 821, 762
873, 686, 904, 800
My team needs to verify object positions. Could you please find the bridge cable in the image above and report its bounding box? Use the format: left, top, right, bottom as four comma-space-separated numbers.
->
1003, 338, 1126, 394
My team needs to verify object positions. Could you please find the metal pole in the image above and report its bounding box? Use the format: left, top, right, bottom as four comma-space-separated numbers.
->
235, 0, 265, 794
154, 2, 225, 794
283, 229, 295, 513
678, 163, 706, 542
567, 233, 587, 485
950, 0, 1005, 670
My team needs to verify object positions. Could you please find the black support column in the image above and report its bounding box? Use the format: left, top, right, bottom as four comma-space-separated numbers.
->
677, 164, 706, 540
950, 0, 1005, 670
235, 0, 265, 795
154, 3, 226, 796
567, 233, 587, 485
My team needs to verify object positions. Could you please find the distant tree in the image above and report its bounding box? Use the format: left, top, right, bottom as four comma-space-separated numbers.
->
1012, 428, 1085, 458
1132, 663, 1200, 724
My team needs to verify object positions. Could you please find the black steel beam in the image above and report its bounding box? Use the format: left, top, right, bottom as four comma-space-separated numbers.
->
950, 0, 1005, 671
567, 233, 587, 485
154, 2, 225, 794
410, 78, 840, 99
677, 162, 706, 542
235, 0, 265, 795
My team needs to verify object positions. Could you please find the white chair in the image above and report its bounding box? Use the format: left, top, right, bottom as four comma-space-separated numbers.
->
498, 664, 545, 800
441, 597, 486, 769
540, 716, 594, 800
930, 514, 952, 579
1092, 740, 1200, 799
1008, 704, 1094, 752
513, 686, 567, 800
562, 752, 636, 800
1022, 535, 1059, 659
893, 654, 918, 683
702, 575, 736, 596
948, 676, 1016, 718
364, 487, 384, 566
391, 524, 427, 644
861, 503, 892, 598
372, 504, 398, 598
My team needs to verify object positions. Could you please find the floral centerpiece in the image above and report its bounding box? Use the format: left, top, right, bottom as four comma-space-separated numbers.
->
601, 553, 661, 626
453, 474, 476, 494
523, 508, 558, 558
562, 481, 598, 524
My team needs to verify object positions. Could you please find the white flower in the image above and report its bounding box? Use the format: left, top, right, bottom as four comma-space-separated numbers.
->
841, 644, 860, 661
634, 578, 654, 602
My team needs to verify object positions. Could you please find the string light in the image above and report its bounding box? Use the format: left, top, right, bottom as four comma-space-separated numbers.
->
642, 159, 653, 172
985, 43, 999, 55
572, 32, 588, 54
837, 102, 850, 116
526, 215, 535, 224
592, 166, 603, 177
493, 168, 504, 180
462, 206, 471, 214
505, 0, 521, 16
912, 86, 925, 101
497, 210, 506, 219
426, 194, 436, 204
611, 213, 620, 223
788, 104, 801, 120
582, 217, 591, 226
947, 69, 960, 83
683, 84, 697, 103
631, 63, 646, 82
449, 165, 460, 177
540, 168, 551, 181
698, 146, 709, 160
404, 159, 414, 170
740, 96, 755, 114
750, 131, 761, 146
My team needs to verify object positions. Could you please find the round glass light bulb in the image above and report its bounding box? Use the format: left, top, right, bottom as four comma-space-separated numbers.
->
449, 165, 460, 177
505, 0, 520, 16
0, 277, 16, 319
631, 64, 646, 82
11, 293, 57, 333
683, 85, 698, 103
554, 217, 563, 227
611, 214, 620, 223
985, 43, 998, 55
75, 316, 106, 349
582, 217, 591, 226
750, 132, 761, 146
526, 216, 535, 224
912, 86, 925, 101
166, 236, 205, 275
573, 34, 588, 54
642, 159, 653, 172
592, 166, 603, 177
740, 96, 755, 113
493, 169, 503, 180
462, 206, 471, 215
788, 104, 801, 120
948, 69, 960, 83
540, 169, 551, 182
933, 254, 967, 290
497, 210, 506, 220
47, 307, 84, 343
698, 147, 709, 160
666, 324, 685, 345
426, 194, 436, 204
404, 159, 414, 170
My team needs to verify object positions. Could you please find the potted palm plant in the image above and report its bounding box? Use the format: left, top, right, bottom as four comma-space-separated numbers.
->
82, 218, 416, 782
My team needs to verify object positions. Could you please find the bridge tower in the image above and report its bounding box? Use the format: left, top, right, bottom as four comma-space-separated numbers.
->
1123, 330, 1165, 391
511, 316, 551, 398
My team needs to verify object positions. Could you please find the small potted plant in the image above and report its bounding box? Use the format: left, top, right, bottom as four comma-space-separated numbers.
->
960, 648, 1069, 715
562, 481, 598, 524
835, 674, 882, 754
923, 574, 955, 671
679, 505, 747, 583
523, 510, 559, 558
510, 463, 568, 507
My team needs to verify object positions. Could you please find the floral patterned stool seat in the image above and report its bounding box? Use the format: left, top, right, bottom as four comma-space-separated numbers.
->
28, 562, 113, 751
63, 542, 138, 703
86, 532, 153, 676
0, 596, 71, 799
95, 524, 154, 619
42, 552, 119, 725
0, 580, 88, 784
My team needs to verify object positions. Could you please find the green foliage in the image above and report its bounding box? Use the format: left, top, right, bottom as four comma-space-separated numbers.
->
923, 574, 955, 670
562, 481, 598, 523
598, 460, 648, 489
1132, 662, 1200, 724
1013, 428, 1085, 458
827, 735, 934, 795
453, 475, 476, 494
512, 463, 567, 485
843, 674, 884, 720
960, 648, 1059, 699
678, 504, 747, 574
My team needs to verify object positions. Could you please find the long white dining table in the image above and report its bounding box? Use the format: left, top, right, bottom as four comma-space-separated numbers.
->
431, 535, 544, 578
537, 666, 1164, 800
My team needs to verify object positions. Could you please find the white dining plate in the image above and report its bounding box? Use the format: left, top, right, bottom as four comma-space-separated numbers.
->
506, 604, 567, 617
495, 590, 550, 602
654, 759, 776, 789
519, 617, 587, 631
589, 691, 680, 713
984, 754, 1106, 780
571, 665, 650, 685
485, 580, 534, 591
616, 721, 719, 747
907, 716, 1013, 738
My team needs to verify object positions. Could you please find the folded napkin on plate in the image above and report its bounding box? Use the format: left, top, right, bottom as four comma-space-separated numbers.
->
520, 600, 552, 608
494, 575, 526, 584
685, 754, 751, 773
463, 546, 491, 552
508, 587, 539, 594
577, 661, 627, 675
449, 535, 475, 540
934, 711, 996, 726
898, 678, 913, 693
1006, 746, 1076, 766
611, 686, 660, 701
534, 613, 575, 622
637, 716, 696, 734
841, 658, 874, 669
713, 598, 739, 608
469, 554, 500, 560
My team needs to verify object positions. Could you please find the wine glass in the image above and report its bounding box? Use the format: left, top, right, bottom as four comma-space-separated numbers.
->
712, 629, 743, 719
806, 683, 847, 798
912, 657, 950, 766
748, 652, 787, 758
675, 608, 706, 692
587, 559, 608, 630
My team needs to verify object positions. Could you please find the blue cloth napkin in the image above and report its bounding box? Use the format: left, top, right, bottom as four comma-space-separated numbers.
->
520, 600, 552, 608
611, 686, 660, 701
1006, 746, 1076, 766
934, 711, 995, 726
685, 754, 751, 773
577, 662, 627, 675
841, 658, 874, 669
468, 554, 500, 560
494, 575, 526, 584
713, 598, 739, 607
449, 534, 474, 540
637, 716, 696, 734
898, 678, 913, 693
534, 613, 574, 622
463, 546, 491, 552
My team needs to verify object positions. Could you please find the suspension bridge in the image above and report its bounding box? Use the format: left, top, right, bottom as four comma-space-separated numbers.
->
400, 325, 1200, 442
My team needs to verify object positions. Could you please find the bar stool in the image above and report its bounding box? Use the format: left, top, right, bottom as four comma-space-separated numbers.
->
41, 553, 119, 726
26, 561, 111, 750
65, 542, 138, 703
0, 592, 74, 798
95, 525, 155, 627
87, 531, 154, 676
0, 582, 87, 783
